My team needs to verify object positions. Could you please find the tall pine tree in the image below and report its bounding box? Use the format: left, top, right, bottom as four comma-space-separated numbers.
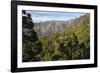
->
22, 10, 43, 62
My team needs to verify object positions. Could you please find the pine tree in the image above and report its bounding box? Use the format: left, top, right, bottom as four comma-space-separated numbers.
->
22, 10, 42, 62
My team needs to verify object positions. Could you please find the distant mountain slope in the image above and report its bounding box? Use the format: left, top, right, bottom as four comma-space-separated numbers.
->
34, 20, 75, 36
34, 13, 89, 37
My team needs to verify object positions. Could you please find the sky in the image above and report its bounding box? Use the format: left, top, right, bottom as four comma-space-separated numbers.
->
26, 10, 86, 23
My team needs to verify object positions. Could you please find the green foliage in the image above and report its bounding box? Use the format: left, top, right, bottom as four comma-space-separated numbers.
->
22, 12, 90, 62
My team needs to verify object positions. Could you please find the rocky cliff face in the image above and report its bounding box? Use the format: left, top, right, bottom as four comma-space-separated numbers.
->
34, 20, 74, 36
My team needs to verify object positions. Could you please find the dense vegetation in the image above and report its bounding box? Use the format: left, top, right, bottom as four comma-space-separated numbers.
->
22, 10, 90, 62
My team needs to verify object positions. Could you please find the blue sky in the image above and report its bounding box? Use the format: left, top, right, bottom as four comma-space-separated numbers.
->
26, 11, 86, 22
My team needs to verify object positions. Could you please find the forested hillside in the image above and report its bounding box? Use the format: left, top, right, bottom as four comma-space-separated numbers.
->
22, 10, 90, 62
